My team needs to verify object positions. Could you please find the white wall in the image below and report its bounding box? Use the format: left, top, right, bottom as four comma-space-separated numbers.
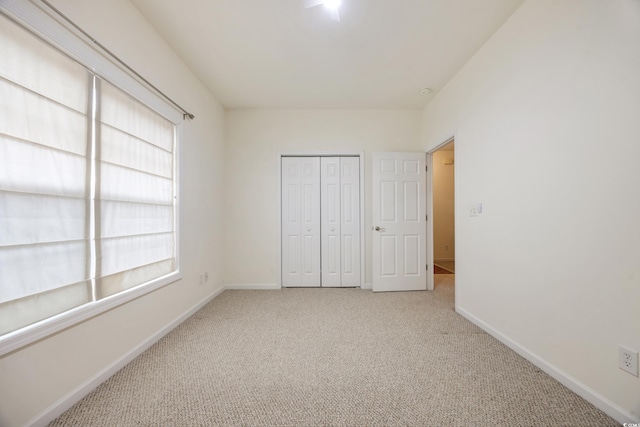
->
224, 109, 422, 286
0, 1, 226, 426
432, 149, 455, 261
421, 0, 640, 421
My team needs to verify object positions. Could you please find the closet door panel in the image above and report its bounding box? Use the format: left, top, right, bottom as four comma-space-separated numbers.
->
281, 157, 320, 287
299, 158, 321, 286
281, 158, 300, 286
321, 157, 341, 287
340, 157, 361, 286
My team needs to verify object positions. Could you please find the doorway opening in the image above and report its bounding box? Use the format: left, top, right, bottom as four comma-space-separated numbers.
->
427, 138, 455, 293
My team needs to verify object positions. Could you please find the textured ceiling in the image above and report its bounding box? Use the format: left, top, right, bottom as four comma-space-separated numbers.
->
131, 0, 524, 109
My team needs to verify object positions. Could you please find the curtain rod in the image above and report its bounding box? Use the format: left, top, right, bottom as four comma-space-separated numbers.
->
40, 0, 195, 120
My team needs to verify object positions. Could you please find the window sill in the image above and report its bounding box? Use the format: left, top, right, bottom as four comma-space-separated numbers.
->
0, 271, 181, 357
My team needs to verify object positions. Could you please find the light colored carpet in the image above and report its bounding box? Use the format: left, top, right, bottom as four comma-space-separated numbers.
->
50, 275, 617, 426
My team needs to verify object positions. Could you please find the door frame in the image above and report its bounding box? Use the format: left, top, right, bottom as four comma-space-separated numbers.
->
277, 151, 365, 289
426, 136, 455, 291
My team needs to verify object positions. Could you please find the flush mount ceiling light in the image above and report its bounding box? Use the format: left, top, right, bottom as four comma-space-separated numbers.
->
304, 0, 342, 22
420, 87, 432, 95
323, 0, 342, 10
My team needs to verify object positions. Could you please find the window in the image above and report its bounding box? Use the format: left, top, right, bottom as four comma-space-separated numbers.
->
0, 4, 181, 355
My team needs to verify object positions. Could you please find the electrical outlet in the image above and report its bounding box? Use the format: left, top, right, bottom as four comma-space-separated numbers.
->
469, 202, 483, 217
203, 272, 209, 282
199, 273, 205, 285
618, 346, 639, 376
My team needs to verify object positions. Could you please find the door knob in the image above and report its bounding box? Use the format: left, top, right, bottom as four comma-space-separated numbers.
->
374, 226, 385, 232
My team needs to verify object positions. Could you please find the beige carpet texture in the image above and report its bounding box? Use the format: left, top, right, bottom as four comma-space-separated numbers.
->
50, 276, 618, 426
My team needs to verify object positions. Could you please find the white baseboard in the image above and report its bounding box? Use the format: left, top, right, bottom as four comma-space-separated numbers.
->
226, 283, 372, 290
27, 287, 225, 427
456, 306, 639, 425
224, 283, 280, 290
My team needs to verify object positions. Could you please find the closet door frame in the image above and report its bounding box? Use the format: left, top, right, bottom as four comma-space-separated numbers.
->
277, 151, 365, 289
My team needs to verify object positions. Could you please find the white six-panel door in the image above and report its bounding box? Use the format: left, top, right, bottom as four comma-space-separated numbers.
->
372, 152, 426, 292
281, 157, 321, 287
282, 156, 360, 288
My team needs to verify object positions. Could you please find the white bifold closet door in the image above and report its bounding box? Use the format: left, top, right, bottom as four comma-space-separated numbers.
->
282, 156, 360, 287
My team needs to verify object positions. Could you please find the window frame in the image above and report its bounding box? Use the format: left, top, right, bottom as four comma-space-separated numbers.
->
0, 0, 182, 357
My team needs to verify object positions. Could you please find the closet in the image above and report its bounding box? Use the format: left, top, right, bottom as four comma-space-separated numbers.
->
281, 156, 360, 287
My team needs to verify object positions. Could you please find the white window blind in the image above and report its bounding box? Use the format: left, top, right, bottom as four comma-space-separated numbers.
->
0, 15, 91, 335
0, 10, 179, 347
97, 80, 176, 298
